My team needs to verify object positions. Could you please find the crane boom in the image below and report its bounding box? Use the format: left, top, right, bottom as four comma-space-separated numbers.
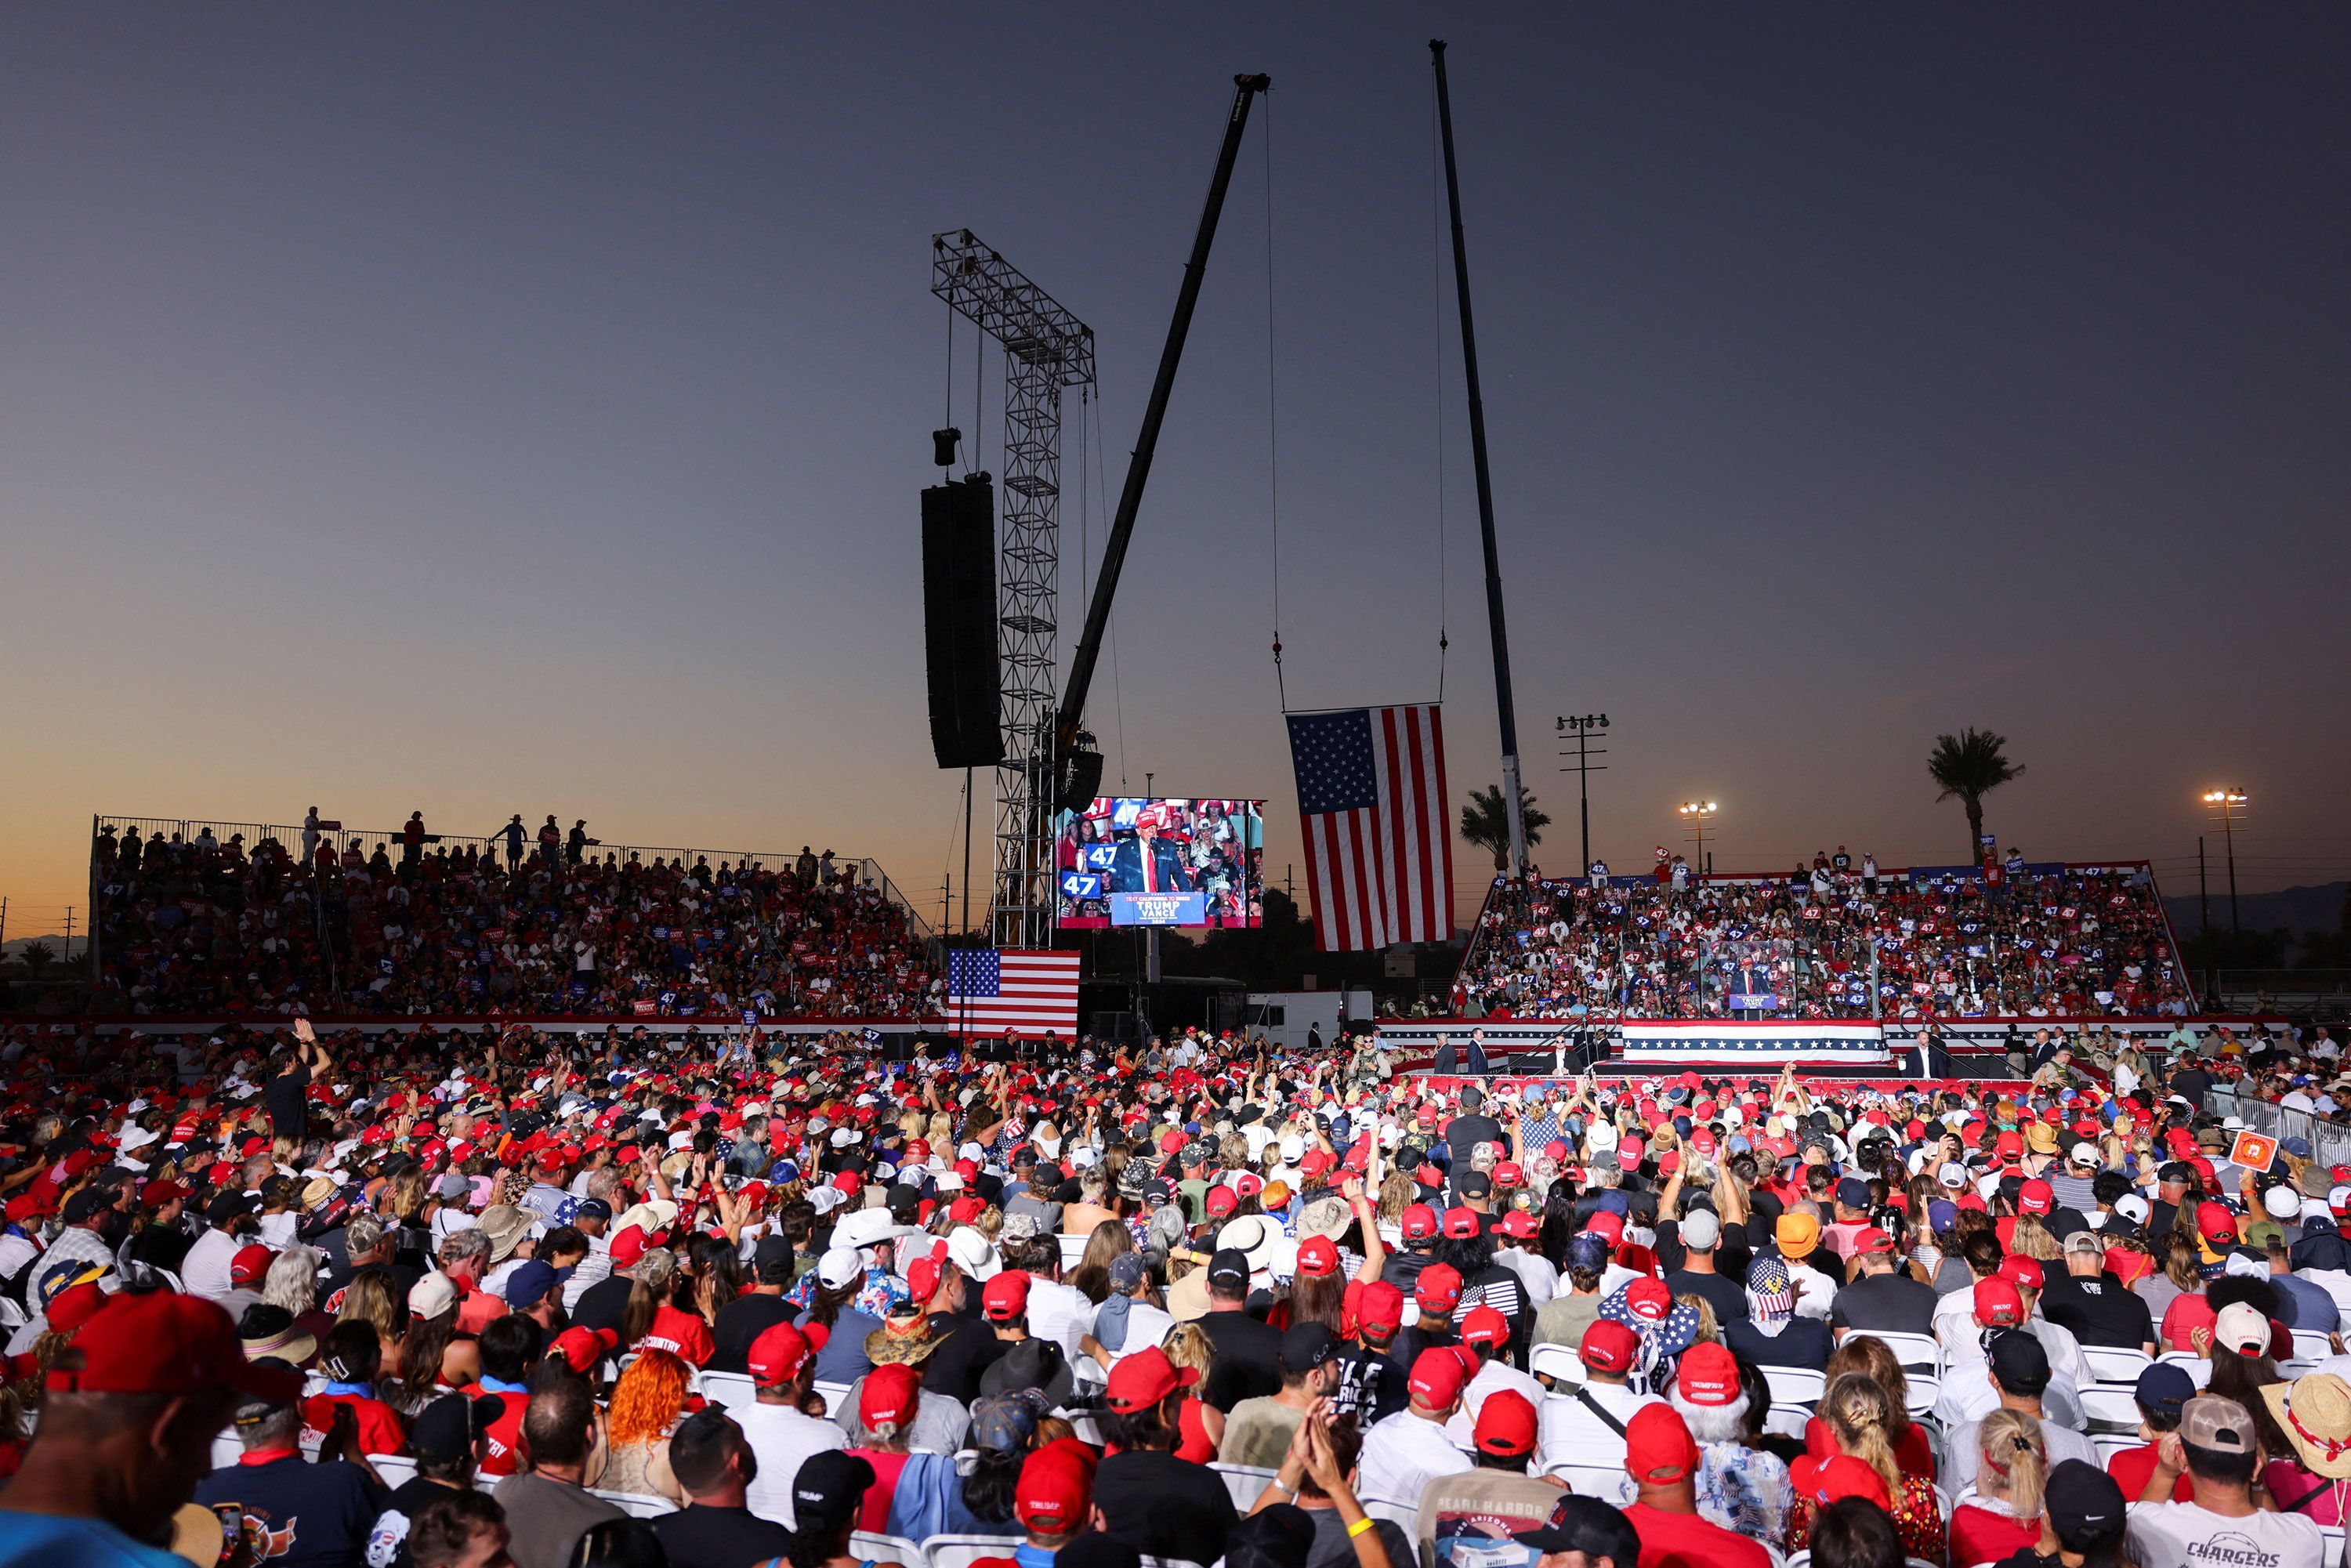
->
1056, 73, 1270, 755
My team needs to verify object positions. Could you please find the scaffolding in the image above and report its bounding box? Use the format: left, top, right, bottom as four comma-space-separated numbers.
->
931, 232, 1096, 949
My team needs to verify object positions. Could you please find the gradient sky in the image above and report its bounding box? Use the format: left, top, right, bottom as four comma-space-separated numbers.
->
4, 5, 2347, 942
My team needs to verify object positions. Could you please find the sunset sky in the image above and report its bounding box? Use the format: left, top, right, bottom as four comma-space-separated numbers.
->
3, 6, 2346, 942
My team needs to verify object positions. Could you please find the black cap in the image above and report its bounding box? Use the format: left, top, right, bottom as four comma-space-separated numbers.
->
1512, 1494, 1640, 1560
1989, 1328, 2052, 1397
206, 1190, 255, 1224
1226, 1503, 1317, 1568
754, 1234, 796, 1280
1208, 1248, 1251, 1289
411, 1393, 506, 1465
574, 1197, 611, 1222
1455, 1171, 1492, 1200
792, 1449, 877, 1533
1279, 1322, 1337, 1375
62, 1188, 113, 1223
2045, 1459, 2127, 1552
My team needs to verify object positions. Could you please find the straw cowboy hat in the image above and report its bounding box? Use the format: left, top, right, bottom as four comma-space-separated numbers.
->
240, 1319, 318, 1367
476, 1205, 534, 1266
2264, 1374, 2351, 1479
864, 1307, 949, 1367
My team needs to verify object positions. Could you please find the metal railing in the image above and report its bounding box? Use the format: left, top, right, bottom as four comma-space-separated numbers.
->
2208, 1089, 2351, 1170
90, 813, 936, 943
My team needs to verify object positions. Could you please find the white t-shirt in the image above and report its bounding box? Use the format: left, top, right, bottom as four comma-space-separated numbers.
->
735, 1400, 848, 1526
1358, 1410, 1473, 1506
2125, 1500, 2325, 1568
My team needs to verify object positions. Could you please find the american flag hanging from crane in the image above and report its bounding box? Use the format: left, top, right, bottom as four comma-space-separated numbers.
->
1285, 704, 1454, 951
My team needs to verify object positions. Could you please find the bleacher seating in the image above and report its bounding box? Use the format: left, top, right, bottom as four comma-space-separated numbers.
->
1451, 860, 2190, 1022
88, 814, 937, 1017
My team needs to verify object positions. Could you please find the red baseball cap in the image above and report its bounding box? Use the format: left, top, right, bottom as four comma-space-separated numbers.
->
1998, 1255, 2044, 1292
1460, 1305, 1509, 1349
2019, 1179, 2055, 1216
1581, 1318, 1639, 1374
860, 1362, 923, 1427
230, 1244, 276, 1287
1585, 1211, 1625, 1245
1442, 1206, 1480, 1240
1677, 1342, 1742, 1407
1498, 1210, 1538, 1240
1415, 1263, 1463, 1316
1105, 1345, 1198, 1413
548, 1325, 619, 1375
746, 1323, 813, 1385
2197, 1201, 2240, 1244
1407, 1345, 1469, 1408
1972, 1276, 2025, 1327
1624, 1403, 1699, 1483
1494, 1161, 1524, 1188
1205, 1186, 1238, 1217
1015, 1444, 1094, 1535
1473, 1389, 1538, 1458
1803, 1454, 1893, 1508
983, 1272, 1031, 1322
1356, 1280, 1405, 1337
49, 1291, 302, 1401
1297, 1236, 1340, 1278
1401, 1204, 1440, 1242
1624, 1276, 1672, 1322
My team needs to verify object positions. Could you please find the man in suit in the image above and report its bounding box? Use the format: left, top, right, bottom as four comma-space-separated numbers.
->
1730, 961, 1777, 1021
1107, 807, 1194, 896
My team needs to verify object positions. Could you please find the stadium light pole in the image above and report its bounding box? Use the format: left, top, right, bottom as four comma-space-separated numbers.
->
1677, 801, 1718, 877
1556, 714, 1609, 876
2201, 789, 2248, 943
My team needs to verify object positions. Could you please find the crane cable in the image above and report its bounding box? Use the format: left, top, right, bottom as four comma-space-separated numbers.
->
1263, 89, 1288, 715
1431, 69, 1450, 704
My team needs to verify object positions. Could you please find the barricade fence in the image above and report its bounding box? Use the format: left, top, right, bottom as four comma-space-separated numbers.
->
2207, 1089, 2351, 1171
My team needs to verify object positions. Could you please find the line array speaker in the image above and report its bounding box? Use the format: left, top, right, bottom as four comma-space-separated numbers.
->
921, 475, 1004, 770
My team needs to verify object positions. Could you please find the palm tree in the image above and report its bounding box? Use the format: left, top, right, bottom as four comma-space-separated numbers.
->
1926, 729, 2024, 863
16, 940, 55, 977
1459, 784, 1550, 871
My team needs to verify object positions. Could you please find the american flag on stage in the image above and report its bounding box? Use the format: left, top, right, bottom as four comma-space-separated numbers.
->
942, 948, 1080, 1037
1285, 704, 1454, 951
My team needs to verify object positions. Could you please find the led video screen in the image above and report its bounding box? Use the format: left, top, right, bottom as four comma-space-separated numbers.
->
1054, 797, 1264, 929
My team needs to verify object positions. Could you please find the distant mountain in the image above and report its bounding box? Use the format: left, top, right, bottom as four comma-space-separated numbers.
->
2, 934, 82, 959
2164, 882, 2348, 941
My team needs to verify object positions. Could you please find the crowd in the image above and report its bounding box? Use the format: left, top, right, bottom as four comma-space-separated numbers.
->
6, 1008, 2351, 1568
1454, 860, 2193, 1023
88, 817, 940, 1020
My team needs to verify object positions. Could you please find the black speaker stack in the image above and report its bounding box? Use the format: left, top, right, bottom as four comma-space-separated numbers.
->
921, 474, 1005, 770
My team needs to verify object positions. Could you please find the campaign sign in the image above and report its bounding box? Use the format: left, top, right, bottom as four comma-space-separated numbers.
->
1060, 871, 1103, 900
1110, 891, 1207, 927
1727, 991, 1780, 1010
2230, 1130, 2278, 1175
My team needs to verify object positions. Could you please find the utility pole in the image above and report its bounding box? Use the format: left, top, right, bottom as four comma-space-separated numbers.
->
2201, 790, 2248, 944
63, 907, 74, 961
1556, 714, 1609, 874
1431, 41, 1528, 879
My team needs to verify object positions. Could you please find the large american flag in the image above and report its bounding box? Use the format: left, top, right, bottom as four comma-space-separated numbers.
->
941, 948, 1080, 1037
1285, 704, 1454, 951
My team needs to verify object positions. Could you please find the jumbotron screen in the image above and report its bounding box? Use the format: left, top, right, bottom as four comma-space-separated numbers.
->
1054, 797, 1265, 929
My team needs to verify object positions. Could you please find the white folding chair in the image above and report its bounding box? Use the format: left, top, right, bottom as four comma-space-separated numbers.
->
302, 1369, 331, 1396
699, 1371, 757, 1411
1762, 1365, 1826, 1410
1138, 1559, 1208, 1568
2092, 1432, 2140, 1465
1867, 1331, 1944, 1378
1786, 1552, 1813, 1568
926, 1537, 1024, 1568
1761, 1547, 1789, 1568
1210, 1462, 1277, 1512
853, 1534, 927, 1568
0, 1298, 25, 1331
1056, 1233, 1090, 1273
1064, 1410, 1110, 1447
1903, 1373, 1940, 1419
2079, 1385, 2146, 1435
370, 1454, 418, 1489
1528, 1342, 1585, 1389
1360, 1496, 1420, 1534
2317, 1525, 2345, 1568
2295, 1331, 2339, 1364
2080, 1345, 2154, 1388
209, 1431, 243, 1472
590, 1489, 679, 1519
1547, 1463, 1633, 1503
813, 1379, 852, 1415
